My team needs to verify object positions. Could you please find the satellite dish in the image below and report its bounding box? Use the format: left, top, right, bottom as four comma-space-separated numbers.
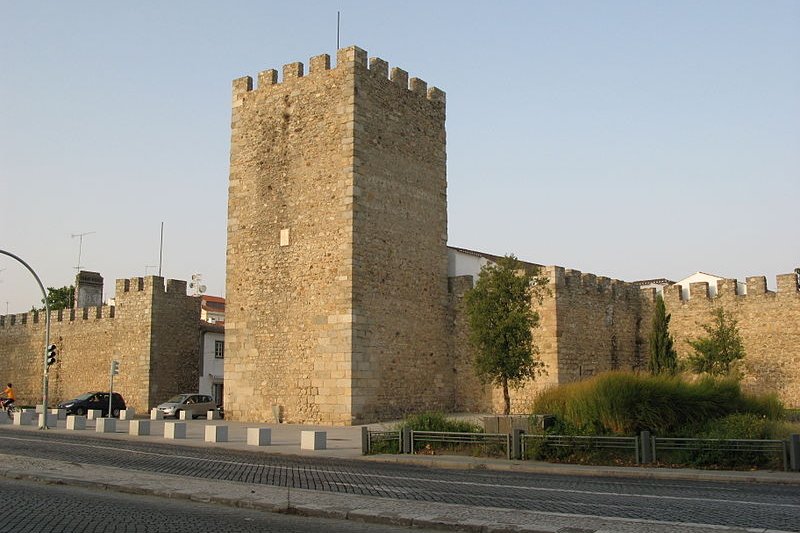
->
198, 285, 207, 294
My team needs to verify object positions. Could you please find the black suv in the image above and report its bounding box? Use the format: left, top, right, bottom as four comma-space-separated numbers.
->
57, 392, 127, 417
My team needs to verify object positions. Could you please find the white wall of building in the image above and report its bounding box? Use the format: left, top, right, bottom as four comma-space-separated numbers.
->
199, 331, 225, 405
448, 249, 490, 281
676, 272, 747, 300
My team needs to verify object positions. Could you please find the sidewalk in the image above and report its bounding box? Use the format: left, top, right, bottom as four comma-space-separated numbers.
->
1, 416, 798, 533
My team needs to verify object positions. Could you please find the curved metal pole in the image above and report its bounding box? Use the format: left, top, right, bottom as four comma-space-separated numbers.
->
0, 249, 51, 429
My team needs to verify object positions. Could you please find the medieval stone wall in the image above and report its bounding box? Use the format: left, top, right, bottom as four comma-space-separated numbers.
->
225, 46, 450, 424
350, 51, 452, 421
148, 278, 202, 406
449, 265, 650, 414
0, 276, 200, 412
664, 274, 800, 407
225, 50, 355, 424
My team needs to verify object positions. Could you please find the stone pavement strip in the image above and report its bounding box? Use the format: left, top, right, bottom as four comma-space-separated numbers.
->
0, 453, 786, 533
1, 419, 798, 532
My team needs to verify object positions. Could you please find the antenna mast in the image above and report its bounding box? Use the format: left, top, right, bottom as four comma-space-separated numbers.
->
158, 222, 164, 277
337, 11, 340, 50
71, 231, 96, 271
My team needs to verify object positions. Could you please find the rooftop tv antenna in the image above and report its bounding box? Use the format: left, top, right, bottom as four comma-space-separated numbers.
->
337, 11, 340, 49
71, 231, 96, 271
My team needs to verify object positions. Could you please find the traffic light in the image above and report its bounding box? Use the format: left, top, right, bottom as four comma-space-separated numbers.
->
110, 360, 119, 376
46, 344, 57, 366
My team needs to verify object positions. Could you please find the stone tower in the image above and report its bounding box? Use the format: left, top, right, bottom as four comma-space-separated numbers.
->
225, 46, 451, 425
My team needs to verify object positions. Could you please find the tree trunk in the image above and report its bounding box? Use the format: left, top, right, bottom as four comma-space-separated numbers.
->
502, 377, 510, 415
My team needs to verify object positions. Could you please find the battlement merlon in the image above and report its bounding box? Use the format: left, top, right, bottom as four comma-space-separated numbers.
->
114, 276, 190, 298
231, 45, 446, 105
663, 273, 797, 303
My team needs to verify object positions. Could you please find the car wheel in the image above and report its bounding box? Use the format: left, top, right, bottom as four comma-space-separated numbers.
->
111, 408, 121, 418
75, 407, 85, 416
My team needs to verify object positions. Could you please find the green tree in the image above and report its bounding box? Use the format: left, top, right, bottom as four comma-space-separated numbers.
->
648, 295, 678, 375
687, 307, 745, 376
33, 285, 75, 312
464, 255, 549, 415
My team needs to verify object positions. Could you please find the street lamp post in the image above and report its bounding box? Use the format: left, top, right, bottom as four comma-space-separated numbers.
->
0, 249, 51, 429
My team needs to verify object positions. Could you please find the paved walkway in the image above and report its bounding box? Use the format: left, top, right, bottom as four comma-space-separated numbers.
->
1, 416, 798, 532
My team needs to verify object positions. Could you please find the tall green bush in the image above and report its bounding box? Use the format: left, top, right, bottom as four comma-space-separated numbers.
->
530, 371, 783, 436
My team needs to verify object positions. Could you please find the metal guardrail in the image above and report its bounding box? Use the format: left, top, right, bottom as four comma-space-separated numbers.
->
653, 437, 789, 471
410, 431, 512, 459
366, 430, 402, 454
364, 427, 799, 472
522, 434, 640, 464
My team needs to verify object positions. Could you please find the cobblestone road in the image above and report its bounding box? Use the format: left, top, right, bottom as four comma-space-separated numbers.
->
0, 477, 440, 533
1, 430, 798, 532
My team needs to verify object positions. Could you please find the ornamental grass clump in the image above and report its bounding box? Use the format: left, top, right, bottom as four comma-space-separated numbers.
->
530, 371, 783, 437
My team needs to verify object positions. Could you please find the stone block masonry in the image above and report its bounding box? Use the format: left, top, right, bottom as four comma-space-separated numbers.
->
663, 273, 800, 407
449, 265, 650, 414
225, 46, 449, 425
0, 275, 201, 414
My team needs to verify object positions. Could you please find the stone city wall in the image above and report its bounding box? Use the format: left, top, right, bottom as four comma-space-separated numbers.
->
225, 49, 356, 424
350, 49, 451, 422
449, 266, 650, 414
225, 46, 450, 424
0, 276, 200, 412
664, 273, 800, 408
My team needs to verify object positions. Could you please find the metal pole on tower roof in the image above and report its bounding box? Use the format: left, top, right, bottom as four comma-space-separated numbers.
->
158, 222, 164, 277
337, 11, 340, 50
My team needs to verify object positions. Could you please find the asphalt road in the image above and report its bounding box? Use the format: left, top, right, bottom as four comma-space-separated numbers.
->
1, 429, 798, 532
0, 477, 440, 533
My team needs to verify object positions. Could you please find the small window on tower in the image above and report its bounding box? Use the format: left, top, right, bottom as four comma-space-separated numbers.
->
214, 340, 224, 359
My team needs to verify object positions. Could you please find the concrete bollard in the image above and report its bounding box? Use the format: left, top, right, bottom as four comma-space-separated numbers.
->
205, 425, 228, 443
87, 409, 102, 420
50, 408, 67, 420
178, 410, 190, 421
164, 421, 186, 439
38, 413, 57, 427
301, 430, 327, 450
247, 427, 271, 447
120, 409, 136, 421
207, 409, 222, 420
150, 408, 163, 420
129, 419, 150, 436
66, 415, 86, 430
13, 411, 33, 426
96, 417, 117, 433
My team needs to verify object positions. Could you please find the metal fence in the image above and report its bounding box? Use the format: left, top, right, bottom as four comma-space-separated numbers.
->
410, 430, 512, 459
653, 437, 789, 471
523, 434, 641, 463
363, 428, 799, 472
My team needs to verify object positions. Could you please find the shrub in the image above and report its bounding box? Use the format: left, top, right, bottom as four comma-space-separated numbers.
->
530, 371, 784, 437
397, 411, 481, 433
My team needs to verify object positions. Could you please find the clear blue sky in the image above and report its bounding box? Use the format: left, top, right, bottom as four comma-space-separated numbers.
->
1, 1, 798, 313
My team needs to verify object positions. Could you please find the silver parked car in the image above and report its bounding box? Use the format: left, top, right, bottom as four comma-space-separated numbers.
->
157, 393, 217, 419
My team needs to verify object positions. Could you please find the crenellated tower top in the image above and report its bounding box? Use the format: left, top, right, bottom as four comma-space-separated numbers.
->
232, 45, 445, 105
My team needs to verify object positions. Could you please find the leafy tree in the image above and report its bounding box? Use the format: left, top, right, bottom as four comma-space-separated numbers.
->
33, 285, 75, 312
648, 295, 678, 375
687, 307, 745, 376
464, 255, 549, 415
